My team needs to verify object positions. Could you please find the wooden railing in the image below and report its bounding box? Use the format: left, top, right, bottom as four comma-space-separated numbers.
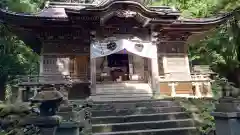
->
96, 71, 150, 82
17, 74, 90, 85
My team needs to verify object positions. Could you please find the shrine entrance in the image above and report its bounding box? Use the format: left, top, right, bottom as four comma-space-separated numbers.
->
90, 36, 160, 95
91, 37, 156, 83
96, 52, 149, 83
107, 53, 130, 82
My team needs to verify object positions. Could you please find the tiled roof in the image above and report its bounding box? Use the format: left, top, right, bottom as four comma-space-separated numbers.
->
37, 8, 67, 18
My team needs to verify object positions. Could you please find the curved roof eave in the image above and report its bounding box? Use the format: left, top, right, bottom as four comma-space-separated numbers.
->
153, 10, 239, 33
0, 8, 68, 26
175, 11, 234, 25
65, 1, 180, 18
152, 11, 235, 27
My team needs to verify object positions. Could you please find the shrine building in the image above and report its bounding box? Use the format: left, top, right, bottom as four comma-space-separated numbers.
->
0, 0, 234, 101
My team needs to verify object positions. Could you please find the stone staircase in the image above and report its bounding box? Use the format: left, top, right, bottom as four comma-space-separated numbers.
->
91, 99, 199, 135
90, 82, 153, 101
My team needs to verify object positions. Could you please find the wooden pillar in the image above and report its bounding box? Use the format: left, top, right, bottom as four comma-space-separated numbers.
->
128, 55, 133, 79
39, 55, 44, 75
151, 31, 160, 95
151, 45, 160, 95
90, 36, 97, 96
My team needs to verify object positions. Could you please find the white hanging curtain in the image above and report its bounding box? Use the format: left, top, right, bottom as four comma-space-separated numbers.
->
91, 38, 157, 59
56, 57, 70, 75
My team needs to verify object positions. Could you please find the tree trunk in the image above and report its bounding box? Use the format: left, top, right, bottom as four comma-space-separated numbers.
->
235, 68, 240, 88
226, 68, 240, 88
0, 78, 6, 101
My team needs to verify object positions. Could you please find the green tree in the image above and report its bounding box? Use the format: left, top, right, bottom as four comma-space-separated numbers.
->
0, 0, 43, 100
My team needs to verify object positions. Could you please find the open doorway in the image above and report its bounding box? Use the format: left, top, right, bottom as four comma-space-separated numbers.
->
107, 53, 130, 81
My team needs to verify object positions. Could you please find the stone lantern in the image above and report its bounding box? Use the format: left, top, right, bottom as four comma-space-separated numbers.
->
20, 84, 64, 135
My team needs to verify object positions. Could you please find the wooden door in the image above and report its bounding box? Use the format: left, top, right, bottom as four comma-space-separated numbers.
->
73, 56, 89, 80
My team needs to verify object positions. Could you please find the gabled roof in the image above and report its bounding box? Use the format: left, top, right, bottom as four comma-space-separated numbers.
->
0, 0, 235, 27
0, 0, 238, 54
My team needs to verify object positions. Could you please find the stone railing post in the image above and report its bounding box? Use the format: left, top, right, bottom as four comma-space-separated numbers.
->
192, 82, 202, 98
168, 82, 178, 97
205, 81, 213, 97
17, 86, 25, 102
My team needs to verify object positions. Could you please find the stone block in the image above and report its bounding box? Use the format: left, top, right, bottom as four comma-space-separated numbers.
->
212, 112, 240, 135
56, 122, 81, 135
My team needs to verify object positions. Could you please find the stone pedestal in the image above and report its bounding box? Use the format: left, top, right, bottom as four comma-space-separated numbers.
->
56, 122, 81, 135
40, 127, 57, 135
212, 112, 240, 135
57, 105, 86, 135
212, 97, 240, 135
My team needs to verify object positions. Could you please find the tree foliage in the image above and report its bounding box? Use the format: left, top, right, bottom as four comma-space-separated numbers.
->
152, 0, 240, 17
0, 0, 42, 100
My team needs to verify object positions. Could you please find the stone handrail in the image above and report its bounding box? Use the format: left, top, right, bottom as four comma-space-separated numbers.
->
158, 72, 211, 82
156, 72, 212, 98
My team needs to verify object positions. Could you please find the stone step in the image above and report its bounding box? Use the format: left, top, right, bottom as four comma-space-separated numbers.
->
96, 89, 151, 93
96, 89, 152, 93
96, 85, 151, 88
93, 99, 175, 104
92, 93, 152, 97
96, 92, 152, 95
93, 119, 194, 133
90, 96, 152, 102
92, 106, 185, 117
92, 112, 190, 124
96, 87, 151, 90
92, 127, 198, 135
92, 100, 179, 110
96, 84, 151, 90
96, 83, 150, 87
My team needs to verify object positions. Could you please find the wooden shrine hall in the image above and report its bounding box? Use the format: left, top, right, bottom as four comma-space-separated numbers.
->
0, 0, 235, 101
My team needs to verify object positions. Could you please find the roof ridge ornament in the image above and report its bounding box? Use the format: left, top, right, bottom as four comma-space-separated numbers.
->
115, 10, 137, 18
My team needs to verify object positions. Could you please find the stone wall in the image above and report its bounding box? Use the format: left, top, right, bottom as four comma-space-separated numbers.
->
163, 55, 191, 80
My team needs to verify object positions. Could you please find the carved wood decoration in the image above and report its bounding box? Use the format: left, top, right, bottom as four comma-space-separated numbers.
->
115, 10, 137, 18
157, 32, 191, 42
98, 27, 150, 40
43, 43, 90, 54
100, 10, 151, 27
155, 32, 190, 54
37, 28, 90, 44
157, 42, 185, 54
